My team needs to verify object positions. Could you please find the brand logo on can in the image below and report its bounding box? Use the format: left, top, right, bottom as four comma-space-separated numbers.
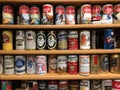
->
112, 81, 120, 89
19, 5, 29, 14
83, 5, 91, 13
3, 5, 13, 14
43, 6, 51, 13
92, 6, 101, 14
30, 7, 39, 14
103, 5, 113, 14
56, 6, 64, 14
66, 6, 75, 14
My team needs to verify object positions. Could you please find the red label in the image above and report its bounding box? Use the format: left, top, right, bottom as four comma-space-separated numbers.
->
68, 38, 78, 50
30, 7, 40, 14
66, 6, 75, 14
19, 5, 29, 14
56, 6, 64, 14
82, 5, 91, 13
59, 81, 68, 88
3, 34, 10, 44
103, 5, 113, 14
92, 6, 101, 14
112, 81, 120, 89
3, 5, 13, 14
93, 55, 98, 65
68, 62, 78, 74
43, 5, 51, 13
114, 5, 120, 12
6, 84, 12, 90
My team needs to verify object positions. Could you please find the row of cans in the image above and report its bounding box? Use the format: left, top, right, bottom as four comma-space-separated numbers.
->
1, 80, 120, 90
0, 54, 120, 75
2, 4, 120, 25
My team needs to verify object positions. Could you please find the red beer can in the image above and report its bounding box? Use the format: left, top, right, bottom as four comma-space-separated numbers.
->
112, 80, 120, 90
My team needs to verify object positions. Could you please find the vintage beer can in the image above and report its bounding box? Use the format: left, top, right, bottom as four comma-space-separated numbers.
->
27, 55, 36, 74
38, 80, 47, 90
55, 5, 65, 25
48, 80, 58, 90
30, 6, 40, 24
15, 55, 26, 74
0, 56, 3, 74
68, 31, 78, 50
69, 80, 79, 90
1, 81, 12, 90
80, 80, 90, 90
36, 55, 47, 75
100, 54, 109, 73
81, 4, 91, 24
18, 5, 30, 24
58, 30, 67, 50
68, 55, 78, 74
101, 4, 113, 24
102, 80, 112, 90
112, 80, 120, 90
91, 30, 96, 49
4, 55, 14, 75
42, 4, 54, 25
113, 4, 120, 24
66, 5, 76, 24
16, 30, 25, 50
3, 31, 13, 50
37, 31, 46, 50
48, 55, 57, 73
26, 30, 36, 50
110, 54, 120, 73
92, 5, 101, 24
59, 80, 69, 90
104, 29, 114, 49
57, 55, 67, 74
2, 5, 14, 24
47, 30, 57, 49
21, 80, 29, 90
91, 80, 101, 90
79, 55, 90, 76
29, 81, 38, 90
80, 30, 90, 49
91, 55, 100, 74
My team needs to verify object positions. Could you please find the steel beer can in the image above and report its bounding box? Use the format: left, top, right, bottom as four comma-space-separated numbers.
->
59, 80, 69, 90
15, 55, 26, 74
48, 80, 58, 90
79, 55, 90, 76
66, 5, 76, 24
80, 80, 90, 90
112, 80, 120, 90
3, 31, 13, 50
26, 30, 36, 50
69, 80, 79, 90
38, 80, 47, 90
91, 80, 101, 90
102, 80, 112, 90
4, 55, 14, 75
68, 31, 78, 50
0, 56, 3, 74
1, 81, 12, 90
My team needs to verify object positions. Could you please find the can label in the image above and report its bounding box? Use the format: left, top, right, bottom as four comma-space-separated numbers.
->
80, 80, 90, 90
16, 30, 25, 50
66, 5, 75, 24
59, 80, 69, 90
91, 80, 101, 90
26, 31, 36, 50
3, 31, 13, 50
2, 5, 13, 24
38, 81, 47, 90
36, 56, 47, 75
0, 56, 3, 74
1, 81, 12, 90
69, 80, 79, 90
48, 81, 58, 90
81, 4, 91, 24
112, 80, 120, 90
15, 55, 26, 74
102, 80, 112, 90
30, 6, 40, 24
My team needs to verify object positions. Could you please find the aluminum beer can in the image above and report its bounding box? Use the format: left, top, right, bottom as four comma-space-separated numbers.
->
42, 4, 54, 25
112, 80, 120, 90
80, 30, 90, 49
26, 30, 36, 50
101, 4, 113, 24
16, 30, 25, 50
59, 80, 69, 90
36, 55, 47, 75
69, 80, 79, 90
3, 31, 13, 50
1, 81, 12, 90
91, 80, 101, 90
80, 80, 90, 90
68, 30, 78, 50
81, 4, 91, 24
68, 55, 78, 74
2, 5, 14, 24
48, 80, 58, 90
79, 55, 90, 76
15, 55, 26, 74
102, 80, 112, 90
27, 55, 36, 74
38, 80, 47, 90
4, 55, 14, 75
0, 56, 3, 74
66, 5, 76, 24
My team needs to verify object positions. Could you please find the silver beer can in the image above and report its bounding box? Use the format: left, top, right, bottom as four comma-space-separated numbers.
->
80, 80, 90, 90
102, 80, 112, 90
0, 56, 3, 74
91, 80, 101, 90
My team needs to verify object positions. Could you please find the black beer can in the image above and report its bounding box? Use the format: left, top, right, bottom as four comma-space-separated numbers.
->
38, 80, 47, 90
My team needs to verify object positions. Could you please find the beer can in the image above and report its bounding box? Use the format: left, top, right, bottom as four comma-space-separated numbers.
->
81, 4, 91, 24
47, 30, 57, 49
68, 31, 78, 50
48, 80, 58, 90
101, 4, 113, 24
104, 29, 114, 49
66, 5, 76, 24
100, 54, 109, 73
2, 5, 14, 24
79, 55, 90, 76
92, 5, 101, 24
16, 30, 25, 50
36, 31, 46, 50
91, 55, 100, 74
0, 56, 3, 74
112, 80, 120, 90
18, 5, 30, 24
27, 55, 36, 74
36, 55, 47, 75
57, 55, 67, 74
91, 80, 101, 90
48, 55, 57, 73
29, 81, 38, 90
1, 81, 12, 90
26, 30, 36, 50
69, 80, 79, 90
3, 31, 13, 50
55, 5, 65, 25
4, 55, 14, 75
80, 80, 90, 90
113, 4, 120, 24
42, 4, 54, 25
110, 54, 120, 73
21, 80, 29, 89
30, 6, 40, 24
15, 55, 26, 74
58, 30, 67, 50
68, 55, 78, 74
102, 80, 112, 90
59, 80, 69, 90
80, 30, 90, 49
91, 30, 96, 49
38, 80, 47, 90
